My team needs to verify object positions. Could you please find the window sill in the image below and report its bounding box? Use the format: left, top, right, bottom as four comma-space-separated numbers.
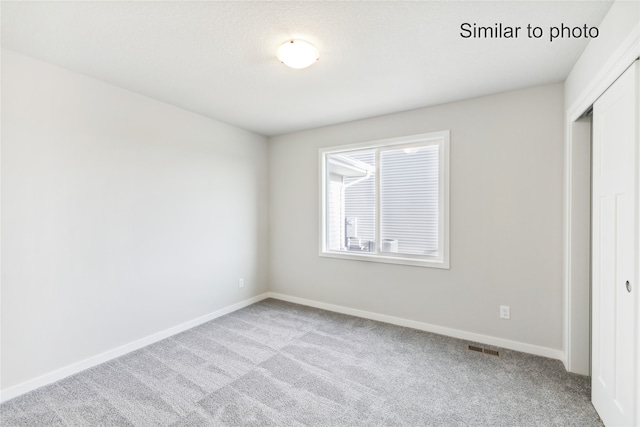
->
319, 250, 450, 269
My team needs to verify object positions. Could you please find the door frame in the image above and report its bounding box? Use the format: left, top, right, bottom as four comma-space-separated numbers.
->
563, 24, 639, 375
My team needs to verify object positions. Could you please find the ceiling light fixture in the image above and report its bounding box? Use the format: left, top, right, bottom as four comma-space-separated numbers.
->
277, 39, 319, 69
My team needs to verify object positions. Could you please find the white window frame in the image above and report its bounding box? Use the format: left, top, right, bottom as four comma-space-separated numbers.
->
319, 131, 450, 269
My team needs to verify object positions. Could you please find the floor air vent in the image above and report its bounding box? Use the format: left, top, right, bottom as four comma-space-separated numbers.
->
467, 344, 500, 357
468, 345, 484, 353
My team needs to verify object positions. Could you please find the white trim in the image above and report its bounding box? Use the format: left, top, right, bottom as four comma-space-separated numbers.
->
0, 293, 270, 403
318, 130, 450, 269
563, 113, 572, 371
321, 131, 449, 155
318, 250, 449, 269
567, 22, 640, 122
563, 22, 640, 373
268, 292, 564, 361
1, 290, 566, 403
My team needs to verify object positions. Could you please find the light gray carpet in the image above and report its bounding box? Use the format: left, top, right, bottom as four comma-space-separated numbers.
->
1, 298, 601, 426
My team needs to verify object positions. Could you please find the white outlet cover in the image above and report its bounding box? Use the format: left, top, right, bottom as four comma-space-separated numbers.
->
500, 305, 510, 319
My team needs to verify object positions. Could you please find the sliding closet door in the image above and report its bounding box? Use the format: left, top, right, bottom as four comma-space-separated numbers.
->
591, 60, 639, 427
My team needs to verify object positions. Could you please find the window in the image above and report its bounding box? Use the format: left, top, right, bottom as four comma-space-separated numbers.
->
320, 131, 449, 268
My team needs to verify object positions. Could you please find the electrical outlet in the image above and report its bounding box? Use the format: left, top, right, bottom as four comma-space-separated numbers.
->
239, 278, 244, 288
500, 305, 510, 319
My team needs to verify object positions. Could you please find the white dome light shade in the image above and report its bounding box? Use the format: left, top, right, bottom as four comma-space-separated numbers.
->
277, 40, 319, 69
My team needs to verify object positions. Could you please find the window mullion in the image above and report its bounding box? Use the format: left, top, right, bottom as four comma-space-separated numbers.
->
374, 149, 381, 254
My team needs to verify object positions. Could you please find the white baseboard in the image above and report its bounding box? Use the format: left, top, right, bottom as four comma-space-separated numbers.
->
0, 293, 270, 403
1, 291, 566, 403
267, 292, 565, 361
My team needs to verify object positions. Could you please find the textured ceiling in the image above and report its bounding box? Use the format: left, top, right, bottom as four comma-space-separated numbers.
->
2, 1, 613, 136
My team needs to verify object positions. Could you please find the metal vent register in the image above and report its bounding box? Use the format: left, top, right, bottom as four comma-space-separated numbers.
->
467, 344, 500, 357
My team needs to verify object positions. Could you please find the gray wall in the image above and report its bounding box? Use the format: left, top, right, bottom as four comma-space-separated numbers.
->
1, 50, 269, 390
269, 83, 565, 352
1, 47, 570, 394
